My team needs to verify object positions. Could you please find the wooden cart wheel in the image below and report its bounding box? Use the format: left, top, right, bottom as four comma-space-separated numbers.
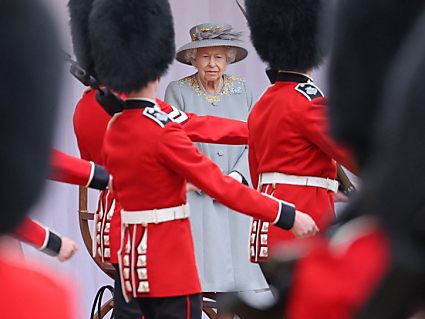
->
79, 186, 115, 278
92, 297, 114, 319
203, 292, 219, 319
79, 186, 114, 319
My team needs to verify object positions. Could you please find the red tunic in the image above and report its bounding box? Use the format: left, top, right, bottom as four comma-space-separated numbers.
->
102, 99, 288, 298
287, 218, 389, 319
248, 72, 354, 262
0, 257, 76, 319
73, 89, 249, 264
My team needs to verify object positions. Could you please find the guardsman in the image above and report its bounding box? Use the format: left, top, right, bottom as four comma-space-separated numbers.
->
0, 0, 75, 318
286, 1, 425, 318
245, 0, 355, 263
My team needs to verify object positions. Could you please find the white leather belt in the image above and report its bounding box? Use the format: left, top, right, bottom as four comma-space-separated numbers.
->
121, 204, 190, 225
259, 172, 339, 193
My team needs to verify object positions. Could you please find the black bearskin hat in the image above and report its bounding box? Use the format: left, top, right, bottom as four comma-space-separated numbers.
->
68, 0, 96, 76
89, 0, 175, 93
360, 8, 425, 240
340, 15, 425, 317
327, 0, 425, 169
0, 0, 62, 234
245, 0, 323, 71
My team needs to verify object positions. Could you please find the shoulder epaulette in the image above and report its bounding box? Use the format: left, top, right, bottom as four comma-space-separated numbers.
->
294, 82, 324, 101
165, 105, 189, 124
143, 107, 172, 128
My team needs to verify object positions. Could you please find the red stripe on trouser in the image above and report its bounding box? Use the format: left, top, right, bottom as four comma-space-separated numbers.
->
186, 296, 190, 319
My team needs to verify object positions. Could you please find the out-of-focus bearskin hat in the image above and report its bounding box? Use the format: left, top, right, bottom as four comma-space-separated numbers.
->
68, 0, 95, 76
245, 0, 323, 71
89, 0, 175, 93
0, 0, 62, 234
360, 7, 425, 239
327, 0, 425, 169
341, 13, 425, 317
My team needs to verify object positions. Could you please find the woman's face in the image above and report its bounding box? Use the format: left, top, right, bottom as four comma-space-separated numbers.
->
193, 46, 228, 83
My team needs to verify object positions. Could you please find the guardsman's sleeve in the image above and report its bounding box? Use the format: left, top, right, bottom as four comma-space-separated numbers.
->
157, 99, 248, 145
248, 134, 260, 190
13, 217, 62, 256
49, 148, 110, 190
298, 97, 356, 173
157, 124, 296, 230
287, 222, 389, 319
181, 115, 248, 145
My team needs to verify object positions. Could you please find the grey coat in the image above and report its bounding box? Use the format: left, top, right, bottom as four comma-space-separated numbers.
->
164, 73, 268, 292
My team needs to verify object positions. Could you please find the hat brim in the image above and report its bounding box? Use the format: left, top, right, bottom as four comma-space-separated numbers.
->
176, 39, 248, 65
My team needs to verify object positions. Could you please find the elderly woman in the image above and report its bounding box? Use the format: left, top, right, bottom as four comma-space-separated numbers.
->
165, 23, 268, 296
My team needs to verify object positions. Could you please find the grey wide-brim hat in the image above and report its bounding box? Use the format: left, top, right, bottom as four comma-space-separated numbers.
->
176, 23, 248, 65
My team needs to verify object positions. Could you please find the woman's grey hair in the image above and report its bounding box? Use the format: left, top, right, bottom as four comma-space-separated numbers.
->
185, 47, 237, 65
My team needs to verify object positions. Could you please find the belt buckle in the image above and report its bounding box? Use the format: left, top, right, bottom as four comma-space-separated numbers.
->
272, 172, 278, 189
182, 204, 188, 218
153, 209, 159, 224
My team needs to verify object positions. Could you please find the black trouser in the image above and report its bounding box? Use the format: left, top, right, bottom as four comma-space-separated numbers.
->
259, 262, 273, 285
136, 294, 202, 319
113, 264, 144, 319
